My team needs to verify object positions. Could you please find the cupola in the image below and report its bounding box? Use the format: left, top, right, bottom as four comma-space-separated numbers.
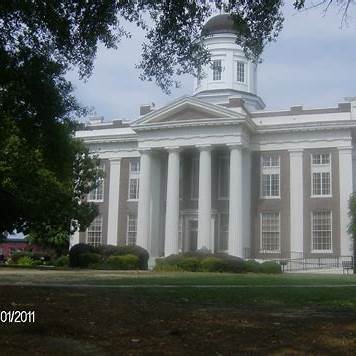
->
194, 14, 265, 111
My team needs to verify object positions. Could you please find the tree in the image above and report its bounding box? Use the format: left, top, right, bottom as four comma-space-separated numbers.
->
1, 1, 353, 249
348, 193, 356, 272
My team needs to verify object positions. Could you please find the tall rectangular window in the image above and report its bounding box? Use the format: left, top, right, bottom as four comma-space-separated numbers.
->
311, 153, 331, 197
218, 155, 229, 199
212, 59, 222, 81
260, 212, 280, 252
219, 213, 229, 251
191, 157, 199, 200
261, 154, 280, 198
236, 61, 245, 83
87, 215, 103, 246
312, 211, 332, 252
128, 159, 140, 200
126, 214, 137, 246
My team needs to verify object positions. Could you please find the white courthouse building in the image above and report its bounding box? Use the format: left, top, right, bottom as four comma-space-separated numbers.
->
75, 14, 356, 262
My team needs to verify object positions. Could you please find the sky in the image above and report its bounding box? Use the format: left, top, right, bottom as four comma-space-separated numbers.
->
66, 3, 356, 122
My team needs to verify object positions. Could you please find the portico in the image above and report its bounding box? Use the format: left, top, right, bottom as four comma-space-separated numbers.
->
136, 141, 246, 258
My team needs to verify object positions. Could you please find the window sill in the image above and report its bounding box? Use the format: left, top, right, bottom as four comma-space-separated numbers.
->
310, 195, 332, 199
87, 200, 104, 203
260, 196, 281, 200
259, 250, 281, 254
311, 250, 333, 254
127, 199, 139, 202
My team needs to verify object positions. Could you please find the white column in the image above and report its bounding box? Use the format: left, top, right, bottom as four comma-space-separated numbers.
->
197, 145, 212, 251
70, 220, 80, 248
228, 145, 243, 257
164, 148, 180, 256
339, 146, 353, 256
107, 159, 121, 246
289, 149, 304, 257
136, 150, 152, 251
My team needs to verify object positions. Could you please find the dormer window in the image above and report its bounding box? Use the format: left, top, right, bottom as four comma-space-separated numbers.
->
212, 59, 222, 81
236, 61, 245, 83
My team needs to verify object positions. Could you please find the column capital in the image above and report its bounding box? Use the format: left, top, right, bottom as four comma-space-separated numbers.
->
108, 158, 122, 164
227, 143, 243, 150
138, 148, 152, 155
338, 146, 353, 153
196, 144, 212, 152
165, 146, 181, 153
288, 148, 304, 153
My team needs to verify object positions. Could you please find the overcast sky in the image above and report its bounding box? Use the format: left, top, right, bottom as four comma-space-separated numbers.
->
66, 3, 356, 122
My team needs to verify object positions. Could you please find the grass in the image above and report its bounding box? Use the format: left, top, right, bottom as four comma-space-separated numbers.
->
1, 268, 356, 309
1, 269, 356, 354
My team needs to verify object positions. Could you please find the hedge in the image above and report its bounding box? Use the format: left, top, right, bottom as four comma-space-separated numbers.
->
69, 243, 149, 270
154, 253, 282, 274
106, 254, 139, 270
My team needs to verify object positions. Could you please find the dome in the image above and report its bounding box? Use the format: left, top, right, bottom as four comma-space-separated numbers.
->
201, 14, 238, 36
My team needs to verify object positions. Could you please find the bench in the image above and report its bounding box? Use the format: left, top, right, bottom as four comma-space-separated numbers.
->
342, 260, 353, 275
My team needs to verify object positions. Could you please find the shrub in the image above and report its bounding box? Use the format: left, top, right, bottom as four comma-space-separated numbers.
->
17, 256, 35, 266
77, 253, 102, 268
245, 260, 261, 273
220, 256, 246, 273
106, 254, 139, 270
112, 245, 149, 270
69, 243, 97, 267
54, 255, 69, 267
177, 257, 201, 271
11, 251, 34, 264
200, 257, 225, 272
260, 261, 282, 274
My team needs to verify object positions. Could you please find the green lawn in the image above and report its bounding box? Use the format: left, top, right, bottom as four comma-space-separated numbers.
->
1, 269, 356, 354
1, 268, 356, 309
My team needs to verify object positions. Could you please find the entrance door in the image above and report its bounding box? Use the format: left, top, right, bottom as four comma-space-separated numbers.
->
188, 219, 198, 252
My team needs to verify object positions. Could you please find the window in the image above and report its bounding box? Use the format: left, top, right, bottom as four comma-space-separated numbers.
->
218, 155, 229, 199
312, 211, 332, 252
128, 159, 140, 200
261, 154, 280, 198
212, 59, 222, 81
126, 214, 137, 246
88, 178, 104, 202
87, 215, 103, 246
219, 213, 229, 251
311, 153, 331, 197
191, 157, 199, 200
260, 212, 280, 253
236, 61, 245, 83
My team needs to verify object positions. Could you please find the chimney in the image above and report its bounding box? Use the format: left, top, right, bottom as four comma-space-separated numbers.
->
87, 116, 104, 125
290, 105, 303, 112
140, 103, 155, 116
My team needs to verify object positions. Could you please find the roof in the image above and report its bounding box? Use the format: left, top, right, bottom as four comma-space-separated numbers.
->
202, 14, 238, 36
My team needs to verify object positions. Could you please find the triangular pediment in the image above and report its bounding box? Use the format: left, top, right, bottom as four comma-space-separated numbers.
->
132, 96, 246, 127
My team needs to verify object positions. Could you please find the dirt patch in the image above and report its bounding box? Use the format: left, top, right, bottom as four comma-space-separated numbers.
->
1, 286, 356, 355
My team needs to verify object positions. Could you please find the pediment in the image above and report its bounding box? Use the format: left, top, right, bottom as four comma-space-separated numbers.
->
132, 96, 245, 128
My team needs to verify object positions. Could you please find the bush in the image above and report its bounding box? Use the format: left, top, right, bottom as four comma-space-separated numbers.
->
112, 245, 149, 270
54, 255, 69, 267
106, 254, 139, 270
177, 257, 201, 272
155, 256, 201, 272
260, 261, 282, 274
17, 256, 35, 266
77, 253, 102, 268
220, 256, 246, 273
69, 243, 97, 267
245, 260, 261, 273
11, 251, 34, 264
200, 257, 225, 272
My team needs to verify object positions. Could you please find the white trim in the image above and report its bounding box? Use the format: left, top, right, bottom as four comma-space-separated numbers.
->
311, 211, 333, 254
310, 153, 332, 198
260, 154, 280, 199
259, 212, 281, 254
